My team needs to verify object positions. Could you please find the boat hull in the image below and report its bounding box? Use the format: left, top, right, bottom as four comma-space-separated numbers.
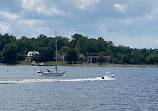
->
40, 71, 66, 76
102, 72, 115, 79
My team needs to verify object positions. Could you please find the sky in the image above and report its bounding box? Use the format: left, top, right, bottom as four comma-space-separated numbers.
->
0, 0, 158, 49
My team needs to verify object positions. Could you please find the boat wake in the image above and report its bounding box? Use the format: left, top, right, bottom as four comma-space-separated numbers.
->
0, 77, 115, 84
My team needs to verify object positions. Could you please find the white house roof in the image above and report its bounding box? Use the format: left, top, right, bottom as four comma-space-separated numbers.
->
27, 51, 39, 57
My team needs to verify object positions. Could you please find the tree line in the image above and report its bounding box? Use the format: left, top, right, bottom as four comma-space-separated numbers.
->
0, 33, 158, 64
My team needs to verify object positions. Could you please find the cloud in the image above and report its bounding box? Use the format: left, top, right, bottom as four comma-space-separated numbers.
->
113, 4, 126, 12
121, 18, 133, 24
21, 0, 63, 15
0, 11, 19, 20
12, 18, 50, 37
36, 4, 63, 15
113, 36, 158, 49
19, 19, 43, 26
0, 21, 10, 34
120, 8, 158, 26
142, 8, 158, 22
73, 0, 101, 10
22, 0, 35, 10
0, 0, 158, 49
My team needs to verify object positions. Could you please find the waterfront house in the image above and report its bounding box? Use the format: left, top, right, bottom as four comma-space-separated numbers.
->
87, 53, 111, 64
57, 53, 65, 61
78, 54, 86, 62
25, 51, 39, 61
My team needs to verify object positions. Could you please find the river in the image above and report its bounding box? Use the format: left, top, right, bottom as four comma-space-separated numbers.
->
0, 65, 158, 111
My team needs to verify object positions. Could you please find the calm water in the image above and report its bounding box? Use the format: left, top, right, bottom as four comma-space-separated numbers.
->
0, 65, 158, 111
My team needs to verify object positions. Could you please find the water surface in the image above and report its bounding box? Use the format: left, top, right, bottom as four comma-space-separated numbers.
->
0, 65, 158, 111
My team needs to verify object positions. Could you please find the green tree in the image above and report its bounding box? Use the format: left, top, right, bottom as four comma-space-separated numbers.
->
121, 55, 130, 64
1, 44, 17, 63
97, 52, 105, 64
15, 39, 27, 61
0, 32, 158, 65
65, 48, 78, 64
31, 54, 39, 62
61, 46, 70, 53
70, 34, 83, 48
75, 36, 88, 55
57, 36, 69, 50
97, 56, 105, 64
86, 38, 98, 53
17, 53, 26, 61
112, 58, 118, 64
0, 33, 16, 51
15, 39, 26, 53
146, 55, 158, 64
137, 55, 146, 64
38, 47, 55, 62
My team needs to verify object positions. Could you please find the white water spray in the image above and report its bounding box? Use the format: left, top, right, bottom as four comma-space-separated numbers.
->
0, 77, 115, 84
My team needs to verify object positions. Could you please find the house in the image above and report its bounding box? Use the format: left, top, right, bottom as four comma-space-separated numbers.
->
57, 53, 65, 61
25, 51, 39, 61
57, 53, 86, 62
78, 54, 86, 62
87, 53, 111, 64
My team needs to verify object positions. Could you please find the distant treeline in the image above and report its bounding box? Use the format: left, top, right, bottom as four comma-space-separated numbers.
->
0, 33, 158, 64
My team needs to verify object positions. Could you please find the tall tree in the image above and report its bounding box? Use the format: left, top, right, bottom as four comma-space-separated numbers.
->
0, 33, 16, 51
146, 55, 158, 64
70, 34, 83, 48
1, 44, 17, 63
65, 48, 78, 64
38, 47, 54, 62
75, 36, 88, 55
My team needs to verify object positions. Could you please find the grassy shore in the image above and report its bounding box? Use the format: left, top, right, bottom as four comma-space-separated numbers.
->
1, 61, 158, 67
70, 63, 158, 67
17, 61, 70, 66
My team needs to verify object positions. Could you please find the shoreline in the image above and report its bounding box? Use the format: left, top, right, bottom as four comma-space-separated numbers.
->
1, 62, 158, 68
71, 63, 158, 68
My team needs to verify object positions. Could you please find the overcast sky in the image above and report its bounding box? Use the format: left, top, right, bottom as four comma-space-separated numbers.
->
0, 0, 158, 49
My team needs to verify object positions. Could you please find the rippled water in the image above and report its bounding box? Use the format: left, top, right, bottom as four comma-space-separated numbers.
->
0, 65, 158, 111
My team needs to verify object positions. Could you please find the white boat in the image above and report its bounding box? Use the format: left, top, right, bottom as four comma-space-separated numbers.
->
102, 72, 114, 79
40, 69, 66, 76
38, 31, 66, 76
